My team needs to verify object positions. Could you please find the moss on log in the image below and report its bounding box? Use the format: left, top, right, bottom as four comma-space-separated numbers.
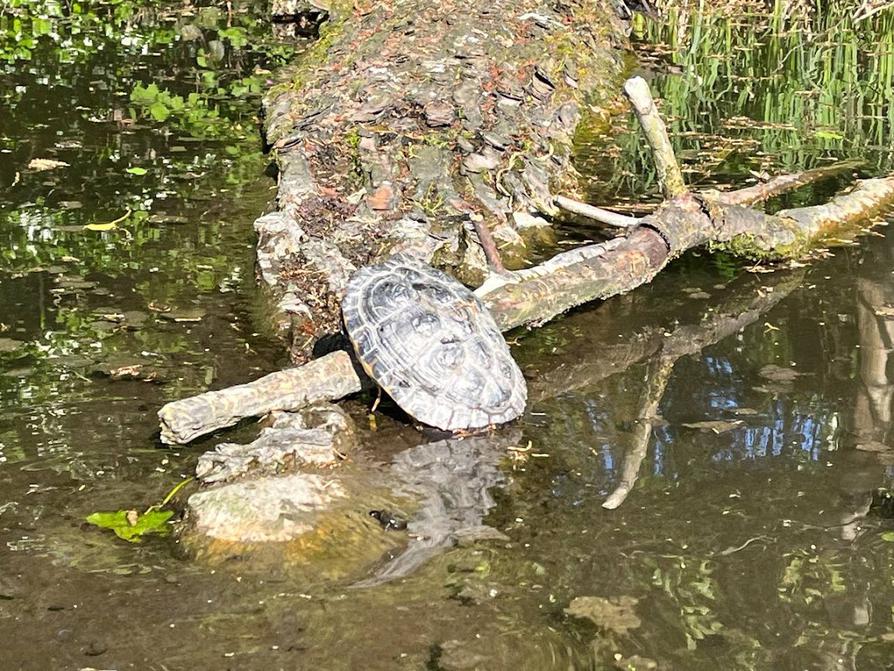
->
256, 0, 627, 359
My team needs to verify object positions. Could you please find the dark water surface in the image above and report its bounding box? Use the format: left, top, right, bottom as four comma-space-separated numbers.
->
4, 2, 894, 670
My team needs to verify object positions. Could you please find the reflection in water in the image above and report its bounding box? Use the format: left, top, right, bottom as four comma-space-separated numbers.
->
855, 277, 894, 445
359, 431, 520, 586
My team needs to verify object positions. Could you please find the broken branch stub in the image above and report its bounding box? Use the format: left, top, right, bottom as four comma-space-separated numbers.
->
623, 76, 688, 199
158, 351, 361, 445
554, 195, 641, 228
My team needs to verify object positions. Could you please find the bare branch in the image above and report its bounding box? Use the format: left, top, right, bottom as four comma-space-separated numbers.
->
554, 195, 641, 228
470, 215, 506, 273
715, 160, 865, 206
624, 76, 687, 198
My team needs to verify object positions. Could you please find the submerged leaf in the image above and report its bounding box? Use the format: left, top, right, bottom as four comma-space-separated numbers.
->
681, 419, 744, 434
149, 101, 170, 122
85, 509, 174, 543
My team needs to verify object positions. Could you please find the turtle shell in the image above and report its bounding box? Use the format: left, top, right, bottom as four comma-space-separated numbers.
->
341, 254, 527, 430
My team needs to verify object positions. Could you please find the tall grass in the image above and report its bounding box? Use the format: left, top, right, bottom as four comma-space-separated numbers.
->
576, 0, 894, 205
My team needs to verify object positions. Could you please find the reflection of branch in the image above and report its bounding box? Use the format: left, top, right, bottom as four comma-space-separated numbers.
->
529, 270, 805, 403
602, 356, 675, 510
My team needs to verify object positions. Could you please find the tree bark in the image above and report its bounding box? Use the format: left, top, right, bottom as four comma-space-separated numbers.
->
255, 0, 627, 357
480, 177, 894, 330
158, 351, 360, 445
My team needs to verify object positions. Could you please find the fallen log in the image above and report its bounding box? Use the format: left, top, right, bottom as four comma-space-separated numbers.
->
182, 265, 804, 555
255, 0, 628, 352
158, 77, 894, 444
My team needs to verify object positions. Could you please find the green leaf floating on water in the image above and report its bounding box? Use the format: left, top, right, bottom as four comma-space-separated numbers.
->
881, 531, 894, 542
86, 509, 174, 543
126, 167, 148, 176
86, 477, 192, 542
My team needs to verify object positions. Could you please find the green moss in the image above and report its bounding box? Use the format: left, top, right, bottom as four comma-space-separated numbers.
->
344, 126, 361, 149
707, 233, 806, 261
283, 1, 354, 93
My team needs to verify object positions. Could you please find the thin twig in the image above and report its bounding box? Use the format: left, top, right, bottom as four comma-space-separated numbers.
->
554, 195, 641, 228
470, 214, 506, 273
717, 535, 774, 556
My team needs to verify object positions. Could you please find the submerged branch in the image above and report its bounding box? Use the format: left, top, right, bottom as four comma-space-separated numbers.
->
471, 215, 506, 272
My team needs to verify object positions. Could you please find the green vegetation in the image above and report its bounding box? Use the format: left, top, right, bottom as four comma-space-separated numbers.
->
86, 477, 193, 542
0, 0, 299, 445
577, 0, 894, 205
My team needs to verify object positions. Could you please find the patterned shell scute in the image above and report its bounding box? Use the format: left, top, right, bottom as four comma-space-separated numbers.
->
342, 254, 527, 430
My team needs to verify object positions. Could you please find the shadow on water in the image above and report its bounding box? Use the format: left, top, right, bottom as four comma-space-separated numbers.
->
4, 1, 894, 669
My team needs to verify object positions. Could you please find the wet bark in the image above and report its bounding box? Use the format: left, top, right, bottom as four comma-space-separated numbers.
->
479, 176, 894, 330
158, 351, 360, 445
257, 0, 627, 358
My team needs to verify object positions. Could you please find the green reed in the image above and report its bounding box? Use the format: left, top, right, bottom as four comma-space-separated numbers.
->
576, 1, 894, 204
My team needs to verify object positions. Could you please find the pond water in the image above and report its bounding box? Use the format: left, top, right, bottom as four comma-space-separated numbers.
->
3, 2, 894, 670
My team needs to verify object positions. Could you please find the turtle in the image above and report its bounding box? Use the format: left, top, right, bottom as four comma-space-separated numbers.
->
341, 253, 527, 431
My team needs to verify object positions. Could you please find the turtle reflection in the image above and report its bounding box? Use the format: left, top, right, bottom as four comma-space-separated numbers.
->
356, 429, 521, 587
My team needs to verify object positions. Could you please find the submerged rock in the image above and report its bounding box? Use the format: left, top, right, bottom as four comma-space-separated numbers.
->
181, 404, 408, 571
195, 403, 356, 483
0, 338, 24, 354
565, 595, 642, 635
437, 639, 489, 670
185, 473, 347, 543
180, 467, 411, 578
181, 413, 520, 583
